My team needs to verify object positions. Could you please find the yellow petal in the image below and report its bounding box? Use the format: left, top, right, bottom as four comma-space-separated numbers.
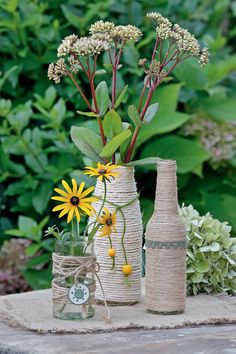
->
71, 178, 78, 195
80, 186, 95, 198
81, 197, 98, 203
79, 205, 92, 216
102, 207, 110, 217
62, 180, 72, 195
51, 196, 69, 202
54, 188, 69, 198
59, 206, 71, 218
99, 225, 111, 237
52, 203, 69, 212
67, 207, 75, 223
75, 207, 81, 223
77, 182, 85, 197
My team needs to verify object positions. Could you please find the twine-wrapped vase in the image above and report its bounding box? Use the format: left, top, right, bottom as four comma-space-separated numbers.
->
145, 159, 186, 314
90, 166, 143, 304
52, 239, 97, 320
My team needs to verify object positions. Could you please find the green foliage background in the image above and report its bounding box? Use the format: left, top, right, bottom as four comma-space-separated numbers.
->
0, 0, 236, 289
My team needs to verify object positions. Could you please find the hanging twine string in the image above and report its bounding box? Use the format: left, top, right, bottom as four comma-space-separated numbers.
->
52, 253, 111, 322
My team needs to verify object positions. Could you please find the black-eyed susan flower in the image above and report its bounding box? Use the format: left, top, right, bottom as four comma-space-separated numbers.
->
84, 162, 119, 182
97, 208, 117, 237
51, 179, 98, 223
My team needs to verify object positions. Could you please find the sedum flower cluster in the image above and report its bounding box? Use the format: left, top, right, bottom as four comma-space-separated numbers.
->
89, 20, 142, 43
146, 12, 209, 67
48, 21, 141, 84
182, 115, 236, 168
48, 58, 67, 84
180, 204, 236, 295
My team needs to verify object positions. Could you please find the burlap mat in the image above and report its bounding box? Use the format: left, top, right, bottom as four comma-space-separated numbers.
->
0, 286, 235, 334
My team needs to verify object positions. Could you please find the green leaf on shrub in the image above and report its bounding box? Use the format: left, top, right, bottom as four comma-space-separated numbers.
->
140, 136, 209, 174
114, 85, 128, 109
128, 105, 142, 127
100, 129, 131, 159
206, 55, 236, 87
126, 157, 161, 167
192, 94, 236, 121
173, 58, 208, 90
77, 110, 98, 118
71, 126, 103, 162
143, 103, 159, 124
61, 5, 81, 29
95, 81, 109, 116
103, 109, 122, 138
137, 84, 190, 147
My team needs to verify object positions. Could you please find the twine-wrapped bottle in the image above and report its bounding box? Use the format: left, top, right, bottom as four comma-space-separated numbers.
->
145, 159, 186, 314
90, 166, 143, 305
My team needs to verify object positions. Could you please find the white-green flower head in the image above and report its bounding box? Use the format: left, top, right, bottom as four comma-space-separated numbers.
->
73, 36, 110, 56
89, 20, 115, 35
89, 21, 142, 43
48, 58, 67, 84
57, 34, 78, 57
198, 47, 209, 67
110, 24, 142, 42
146, 12, 209, 67
146, 12, 172, 28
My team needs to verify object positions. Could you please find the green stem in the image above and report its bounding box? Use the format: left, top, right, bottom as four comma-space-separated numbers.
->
108, 235, 115, 270
119, 207, 128, 264
84, 179, 107, 241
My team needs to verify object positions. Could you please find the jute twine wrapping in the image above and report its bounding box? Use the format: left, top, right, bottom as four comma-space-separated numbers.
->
52, 253, 97, 304
89, 166, 143, 304
52, 253, 111, 321
145, 160, 186, 314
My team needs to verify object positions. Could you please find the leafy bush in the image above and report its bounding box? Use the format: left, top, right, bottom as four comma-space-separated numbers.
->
180, 204, 236, 295
1, 0, 236, 290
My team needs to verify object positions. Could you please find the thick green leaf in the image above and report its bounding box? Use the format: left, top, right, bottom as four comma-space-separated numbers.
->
19, 216, 37, 233
61, 5, 81, 30
192, 95, 236, 121
203, 192, 236, 232
137, 84, 190, 147
77, 110, 98, 118
173, 58, 208, 90
25, 243, 41, 257
103, 109, 122, 138
5, 229, 25, 237
32, 182, 53, 214
206, 55, 236, 87
7, 101, 32, 132
125, 157, 162, 167
140, 136, 209, 174
123, 44, 139, 67
143, 103, 159, 124
71, 126, 103, 162
128, 105, 142, 127
95, 81, 109, 116
100, 129, 131, 158
114, 85, 128, 109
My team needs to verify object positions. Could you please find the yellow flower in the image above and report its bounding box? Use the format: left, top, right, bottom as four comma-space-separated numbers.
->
97, 208, 117, 237
84, 162, 119, 182
51, 179, 98, 223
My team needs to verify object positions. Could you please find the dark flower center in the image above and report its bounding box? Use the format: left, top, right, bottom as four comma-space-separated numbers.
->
106, 218, 113, 226
70, 196, 80, 205
98, 169, 107, 175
